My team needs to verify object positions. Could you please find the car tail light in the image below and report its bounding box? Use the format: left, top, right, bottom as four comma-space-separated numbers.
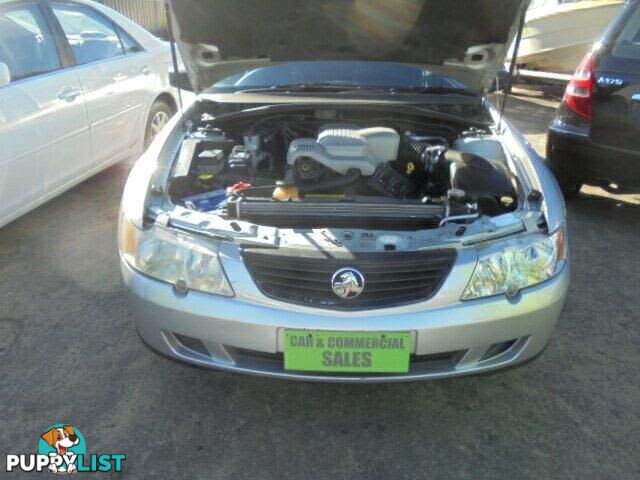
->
564, 52, 595, 120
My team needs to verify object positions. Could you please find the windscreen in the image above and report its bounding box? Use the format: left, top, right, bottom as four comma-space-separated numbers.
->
207, 61, 468, 93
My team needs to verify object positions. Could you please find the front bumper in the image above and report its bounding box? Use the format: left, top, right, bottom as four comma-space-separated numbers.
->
121, 248, 569, 382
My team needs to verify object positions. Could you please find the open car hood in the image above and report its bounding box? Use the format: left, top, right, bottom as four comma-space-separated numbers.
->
167, 0, 528, 94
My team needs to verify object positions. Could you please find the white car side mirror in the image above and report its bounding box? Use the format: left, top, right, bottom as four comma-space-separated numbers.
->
0, 62, 10, 87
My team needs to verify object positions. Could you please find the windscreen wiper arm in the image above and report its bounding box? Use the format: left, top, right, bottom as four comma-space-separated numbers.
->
235, 82, 370, 94
386, 86, 478, 96
236, 84, 479, 97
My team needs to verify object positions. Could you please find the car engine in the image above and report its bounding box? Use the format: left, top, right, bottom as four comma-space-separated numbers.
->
167, 107, 518, 230
288, 127, 400, 179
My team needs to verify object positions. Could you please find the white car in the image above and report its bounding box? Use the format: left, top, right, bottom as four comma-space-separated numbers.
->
0, 0, 179, 228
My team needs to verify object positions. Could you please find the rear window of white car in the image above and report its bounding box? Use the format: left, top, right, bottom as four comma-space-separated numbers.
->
0, 4, 61, 82
51, 3, 125, 65
612, 4, 640, 60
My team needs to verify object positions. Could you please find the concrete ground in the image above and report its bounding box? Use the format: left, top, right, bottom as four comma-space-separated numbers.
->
1, 92, 639, 479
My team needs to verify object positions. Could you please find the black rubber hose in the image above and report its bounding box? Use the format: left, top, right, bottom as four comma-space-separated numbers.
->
298, 170, 361, 194
235, 170, 361, 197
398, 140, 429, 165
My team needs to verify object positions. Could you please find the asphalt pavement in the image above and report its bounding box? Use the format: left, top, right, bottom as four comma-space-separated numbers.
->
1, 90, 639, 479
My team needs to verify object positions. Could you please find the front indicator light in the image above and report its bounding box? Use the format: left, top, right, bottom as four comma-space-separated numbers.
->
462, 228, 567, 301
119, 218, 234, 297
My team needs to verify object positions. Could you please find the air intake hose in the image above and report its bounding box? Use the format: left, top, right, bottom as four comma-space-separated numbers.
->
397, 141, 449, 189
398, 140, 430, 166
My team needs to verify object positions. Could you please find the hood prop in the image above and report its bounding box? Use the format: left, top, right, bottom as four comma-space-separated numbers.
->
166, 3, 183, 112
498, 8, 526, 130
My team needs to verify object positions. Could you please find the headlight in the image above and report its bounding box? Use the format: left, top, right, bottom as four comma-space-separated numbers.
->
461, 228, 567, 301
119, 218, 234, 297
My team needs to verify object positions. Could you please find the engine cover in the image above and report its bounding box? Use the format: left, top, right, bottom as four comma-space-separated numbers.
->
287, 127, 400, 177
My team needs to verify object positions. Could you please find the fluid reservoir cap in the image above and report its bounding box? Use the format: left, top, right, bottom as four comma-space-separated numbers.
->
198, 173, 215, 183
273, 186, 301, 201
501, 195, 515, 207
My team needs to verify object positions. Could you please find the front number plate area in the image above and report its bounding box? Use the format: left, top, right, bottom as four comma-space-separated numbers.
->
284, 330, 412, 373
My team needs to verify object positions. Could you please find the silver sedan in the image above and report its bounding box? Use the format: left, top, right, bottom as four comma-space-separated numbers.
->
119, 0, 568, 382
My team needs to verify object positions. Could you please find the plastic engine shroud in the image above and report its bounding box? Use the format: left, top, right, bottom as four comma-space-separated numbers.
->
287, 127, 400, 177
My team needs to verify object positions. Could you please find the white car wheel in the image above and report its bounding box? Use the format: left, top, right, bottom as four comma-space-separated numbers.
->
145, 100, 174, 148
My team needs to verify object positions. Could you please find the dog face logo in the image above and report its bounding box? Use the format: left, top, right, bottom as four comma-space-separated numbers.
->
41, 426, 79, 456
39, 425, 82, 474
331, 268, 365, 299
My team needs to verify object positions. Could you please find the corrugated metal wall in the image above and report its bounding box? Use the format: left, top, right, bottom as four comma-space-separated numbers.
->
98, 0, 169, 39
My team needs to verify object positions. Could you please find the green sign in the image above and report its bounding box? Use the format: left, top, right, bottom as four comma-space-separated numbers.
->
284, 330, 412, 373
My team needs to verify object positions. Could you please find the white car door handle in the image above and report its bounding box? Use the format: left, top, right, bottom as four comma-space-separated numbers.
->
141, 66, 151, 75
58, 87, 81, 101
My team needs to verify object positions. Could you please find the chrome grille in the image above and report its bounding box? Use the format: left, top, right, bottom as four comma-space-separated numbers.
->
242, 248, 456, 310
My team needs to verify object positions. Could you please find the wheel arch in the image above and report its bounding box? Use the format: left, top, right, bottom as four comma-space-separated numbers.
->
153, 92, 178, 115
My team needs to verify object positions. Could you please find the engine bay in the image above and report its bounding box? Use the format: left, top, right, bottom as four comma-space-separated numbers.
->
167, 106, 518, 231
